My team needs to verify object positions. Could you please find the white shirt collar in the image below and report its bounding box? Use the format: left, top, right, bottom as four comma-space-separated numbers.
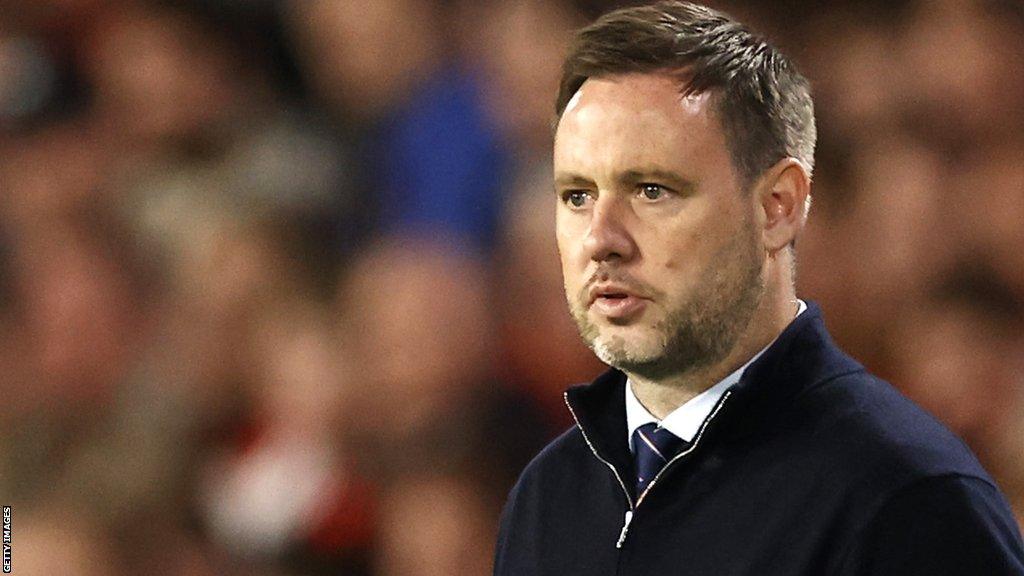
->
626, 299, 807, 451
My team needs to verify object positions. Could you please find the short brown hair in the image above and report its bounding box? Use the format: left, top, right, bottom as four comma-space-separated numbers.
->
556, 1, 816, 188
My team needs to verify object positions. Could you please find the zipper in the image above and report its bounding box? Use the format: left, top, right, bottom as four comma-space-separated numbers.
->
616, 510, 634, 548
563, 392, 635, 548
635, 389, 733, 506
565, 388, 735, 548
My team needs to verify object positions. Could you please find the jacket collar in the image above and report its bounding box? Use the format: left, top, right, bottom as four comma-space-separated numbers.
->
564, 301, 864, 476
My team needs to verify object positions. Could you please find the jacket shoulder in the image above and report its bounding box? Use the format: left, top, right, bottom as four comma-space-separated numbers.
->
494, 424, 601, 575
510, 425, 591, 493
798, 370, 994, 488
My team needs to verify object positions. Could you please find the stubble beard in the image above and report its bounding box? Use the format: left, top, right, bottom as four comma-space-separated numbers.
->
568, 226, 766, 381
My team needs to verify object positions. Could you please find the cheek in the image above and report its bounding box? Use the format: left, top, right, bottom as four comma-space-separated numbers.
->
658, 229, 701, 272
555, 219, 583, 264
554, 232, 579, 286
646, 209, 708, 273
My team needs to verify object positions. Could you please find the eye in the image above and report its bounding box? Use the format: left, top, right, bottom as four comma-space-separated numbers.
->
562, 190, 591, 208
638, 183, 668, 201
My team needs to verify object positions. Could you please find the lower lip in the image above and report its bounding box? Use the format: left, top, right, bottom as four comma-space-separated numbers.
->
591, 296, 648, 319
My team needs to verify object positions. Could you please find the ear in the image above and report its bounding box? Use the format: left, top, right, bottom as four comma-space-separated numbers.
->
756, 158, 811, 253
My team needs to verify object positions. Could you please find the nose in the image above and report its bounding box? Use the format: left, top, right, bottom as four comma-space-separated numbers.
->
583, 196, 637, 263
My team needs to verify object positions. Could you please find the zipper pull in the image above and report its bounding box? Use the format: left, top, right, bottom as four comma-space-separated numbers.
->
616, 510, 634, 548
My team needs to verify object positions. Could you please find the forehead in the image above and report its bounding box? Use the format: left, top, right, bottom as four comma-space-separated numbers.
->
554, 73, 725, 175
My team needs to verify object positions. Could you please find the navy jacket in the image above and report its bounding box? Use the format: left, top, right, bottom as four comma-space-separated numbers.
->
494, 302, 1024, 575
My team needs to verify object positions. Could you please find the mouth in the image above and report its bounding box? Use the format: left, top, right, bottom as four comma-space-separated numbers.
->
588, 286, 649, 320
588, 283, 644, 304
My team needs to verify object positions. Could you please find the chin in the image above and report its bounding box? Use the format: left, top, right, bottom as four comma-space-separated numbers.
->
590, 330, 665, 368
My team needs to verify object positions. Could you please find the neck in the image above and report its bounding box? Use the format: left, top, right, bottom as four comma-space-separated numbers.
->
628, 270, 798, 419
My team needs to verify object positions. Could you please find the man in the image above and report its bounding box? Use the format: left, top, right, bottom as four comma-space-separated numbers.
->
493, 2, 1024, 575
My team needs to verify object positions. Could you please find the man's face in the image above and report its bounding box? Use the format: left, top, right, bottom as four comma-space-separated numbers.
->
554, 73, 766, 379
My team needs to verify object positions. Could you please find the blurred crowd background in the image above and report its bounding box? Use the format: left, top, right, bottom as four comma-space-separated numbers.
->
0, 0, 1022, 574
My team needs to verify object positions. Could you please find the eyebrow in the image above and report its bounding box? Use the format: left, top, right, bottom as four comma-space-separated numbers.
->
554, 173, 593, 189
554, 168, 697, 192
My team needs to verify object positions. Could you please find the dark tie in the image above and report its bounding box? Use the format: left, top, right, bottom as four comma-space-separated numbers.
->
632, 422, 687, 494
